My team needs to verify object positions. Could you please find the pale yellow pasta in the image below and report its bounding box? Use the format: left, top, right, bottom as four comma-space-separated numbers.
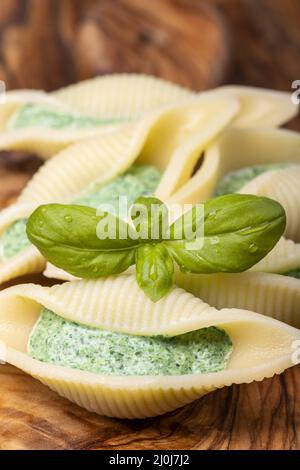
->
52, 74, 195, 119
251, 238, 300, 274
54, 81, 297, 127
0, 276, 299, 419
213, 85, 298, 128
0, 90, 66, 129
172, 127, 300, 205
44, 266, 300, 330
175, 270, 300, 329
0, 75, 194, 159
0, 203, 45, 284
0, 127, 121, 160
0, 90, 120, 158
0, 95, 238, 284
1, 78, 297, 160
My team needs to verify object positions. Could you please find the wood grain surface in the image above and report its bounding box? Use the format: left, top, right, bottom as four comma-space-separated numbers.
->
0, 364, 299, 450
0, 0, 300, 451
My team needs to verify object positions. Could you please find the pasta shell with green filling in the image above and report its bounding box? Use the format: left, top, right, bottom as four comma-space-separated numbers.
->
171, 127, 300, 205
0, 90, 66, 128
0, 95, 239, 284
0, 90, 121, 159
0, 74, 194, 159
1, 77, 297, 160
54, 80, 297, 128
0, 276, 299, 419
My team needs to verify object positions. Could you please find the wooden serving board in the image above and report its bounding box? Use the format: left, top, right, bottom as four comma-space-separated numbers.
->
0, 0, 300, 451
0, 364, 299, 450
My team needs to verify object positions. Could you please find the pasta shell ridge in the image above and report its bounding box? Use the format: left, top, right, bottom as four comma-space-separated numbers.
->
175, 270, 300, 329
0, 277, 299, 419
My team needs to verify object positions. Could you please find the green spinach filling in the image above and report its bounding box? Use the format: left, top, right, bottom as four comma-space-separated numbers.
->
28, 308, 233, 376
283, 268, 300, 279
75, 165, 162, 213
0, 218, 30, 260
215, 163, 292, 197
9, 104, 130, 130
0, 165, 162, 261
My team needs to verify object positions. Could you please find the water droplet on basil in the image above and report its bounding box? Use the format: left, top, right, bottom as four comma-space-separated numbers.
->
249, 243, 258, 253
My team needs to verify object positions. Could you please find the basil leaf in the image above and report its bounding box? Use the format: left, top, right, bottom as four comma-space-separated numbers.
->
167, 194, 286, 273
131, 196, 169, 241
27, 204, 138, 278
203, 194, 286, 236
135, 244, 174, 302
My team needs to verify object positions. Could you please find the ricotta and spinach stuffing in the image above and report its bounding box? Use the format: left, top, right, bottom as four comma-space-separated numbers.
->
28, 308, 233, 376
0, 165, 162, 262
215, 163, 292, 196
8, 104, 129, 130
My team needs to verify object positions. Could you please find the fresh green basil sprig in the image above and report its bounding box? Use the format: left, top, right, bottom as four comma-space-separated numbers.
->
26, 194, 286, 302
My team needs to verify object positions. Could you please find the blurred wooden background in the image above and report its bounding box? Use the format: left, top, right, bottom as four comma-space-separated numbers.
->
0, 0, 299, 94
0, 0, 230, 90
0, 0, 300, 451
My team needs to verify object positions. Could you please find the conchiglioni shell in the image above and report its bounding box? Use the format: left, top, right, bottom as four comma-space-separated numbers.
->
45, 267, 300, 330
0, 90, 68, 129
175, 271, 300, 329
0, 127, 124, 160
0, 75, 194, 159
0, 204, 45, 284
0, 95, 238, 284
53, 81, 298, 128
172, 126, 300, 205
214, 85, 298, 128
52, 74, 195, 119
1, 78, 297, 160
0, 90, 119, 158
0, 276, 299, 419
250, 237, 300, 274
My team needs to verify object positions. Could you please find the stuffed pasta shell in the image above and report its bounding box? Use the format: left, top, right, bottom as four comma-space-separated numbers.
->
0, 276, 299, 419
0, 74, 194, 159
